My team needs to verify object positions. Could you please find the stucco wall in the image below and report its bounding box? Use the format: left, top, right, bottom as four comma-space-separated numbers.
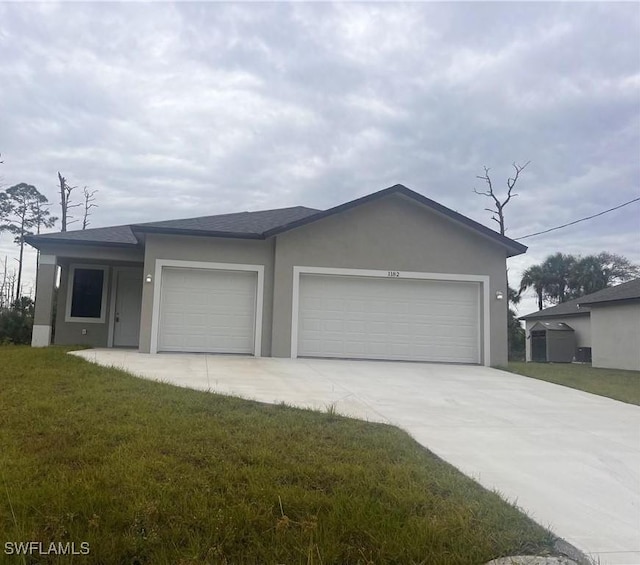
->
271, 194, 510, 366
524, 314, 591, 362
54, 258, 143, 347
139, 234, 275, 355
590, 302, 640, 371
32, 244, 143, 347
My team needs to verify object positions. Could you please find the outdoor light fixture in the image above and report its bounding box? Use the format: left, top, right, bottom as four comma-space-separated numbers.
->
495, 291, 504, 300
145, 274, 152, 283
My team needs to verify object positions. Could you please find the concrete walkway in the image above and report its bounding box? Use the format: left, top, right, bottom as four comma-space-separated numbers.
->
72, 350, 640, 565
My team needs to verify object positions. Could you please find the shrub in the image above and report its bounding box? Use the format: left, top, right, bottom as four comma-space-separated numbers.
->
0, 297, 34, 345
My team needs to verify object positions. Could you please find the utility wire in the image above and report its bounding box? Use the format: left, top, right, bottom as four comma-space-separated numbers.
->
513, 196, 640, 240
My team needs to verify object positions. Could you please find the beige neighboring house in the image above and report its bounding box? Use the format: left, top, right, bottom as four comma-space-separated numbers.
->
520, 278, 640, 371
25, 184, 528, 367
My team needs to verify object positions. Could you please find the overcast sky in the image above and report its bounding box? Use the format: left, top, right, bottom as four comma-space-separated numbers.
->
1, 1, 639, 316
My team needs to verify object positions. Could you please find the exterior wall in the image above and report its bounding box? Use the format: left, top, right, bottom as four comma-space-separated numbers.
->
590, 302, 640, 371
271, 194, 510, 366
525, 315, 591, 362
33, 244, 144, 347
139, 234, 275, 355
54, 258, 143, 347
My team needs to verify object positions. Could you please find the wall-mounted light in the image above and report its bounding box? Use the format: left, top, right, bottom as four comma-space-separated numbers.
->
145, 274, 153, 283
495, 290, 504, 300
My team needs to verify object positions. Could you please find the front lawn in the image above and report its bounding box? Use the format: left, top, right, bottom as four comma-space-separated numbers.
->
507, 362, 640, 405
1, 347, 558, 564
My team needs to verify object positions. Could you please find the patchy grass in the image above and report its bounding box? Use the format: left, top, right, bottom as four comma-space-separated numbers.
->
1, 346, 558, 564
506, 362, 640, 405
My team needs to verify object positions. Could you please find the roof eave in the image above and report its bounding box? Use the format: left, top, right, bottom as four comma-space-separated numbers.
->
24, 235, 140, 250
519, 310, 590, 321
130, 225, 265, 240
578, 296, 640, 307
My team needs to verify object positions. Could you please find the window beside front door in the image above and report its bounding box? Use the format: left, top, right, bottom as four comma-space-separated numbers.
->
65, 265, 109, 323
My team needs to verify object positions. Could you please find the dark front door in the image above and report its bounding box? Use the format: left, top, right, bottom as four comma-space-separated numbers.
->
531, 330, 547, 362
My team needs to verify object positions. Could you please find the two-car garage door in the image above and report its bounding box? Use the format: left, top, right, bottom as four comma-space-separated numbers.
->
158, 267, 257, 354
155, 265, 481, 364
297, 274, 481, 364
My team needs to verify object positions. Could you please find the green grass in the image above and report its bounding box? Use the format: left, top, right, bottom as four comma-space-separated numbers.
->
0, 347, 558, 564
506, 362, 640, 405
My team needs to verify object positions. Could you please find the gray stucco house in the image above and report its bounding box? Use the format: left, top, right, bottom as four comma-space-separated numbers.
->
26, 184, 527, 366
520, 278, 640, 371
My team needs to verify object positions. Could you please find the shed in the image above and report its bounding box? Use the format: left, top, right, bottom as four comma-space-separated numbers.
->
529, 321, 576, 363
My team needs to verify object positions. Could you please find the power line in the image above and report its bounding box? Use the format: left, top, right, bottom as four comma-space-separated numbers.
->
513, 196, 640, 240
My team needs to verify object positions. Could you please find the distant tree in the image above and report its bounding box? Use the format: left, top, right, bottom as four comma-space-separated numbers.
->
519, 265, 547, 310
1, 184, 57, 301
58, 172, 80, 232
507, 285, 525, 360
520, 252, 639, 309
539, 252, 576, 304
0, 191, 8, 232
473, 161, 530, 236
81, 187, 98, 229
567, 252, 639, 299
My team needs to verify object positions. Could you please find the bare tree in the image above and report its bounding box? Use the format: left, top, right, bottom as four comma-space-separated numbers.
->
81, 187, 98, 229
0, 256, 9, 310
473, 161, 530, 236
58, 172, 80, 232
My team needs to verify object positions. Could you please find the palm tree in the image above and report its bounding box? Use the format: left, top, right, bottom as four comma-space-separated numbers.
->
519, 265, 546, 310
541, 252, 575, 303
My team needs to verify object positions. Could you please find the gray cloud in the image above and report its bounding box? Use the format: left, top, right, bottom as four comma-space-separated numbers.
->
0, 2, 638, 315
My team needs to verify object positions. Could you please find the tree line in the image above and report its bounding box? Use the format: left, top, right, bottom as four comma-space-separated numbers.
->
519, 251, 638, 310
0, 154, 98, 312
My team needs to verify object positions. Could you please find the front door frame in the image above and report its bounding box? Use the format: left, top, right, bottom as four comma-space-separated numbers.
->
107, 266, 143, 348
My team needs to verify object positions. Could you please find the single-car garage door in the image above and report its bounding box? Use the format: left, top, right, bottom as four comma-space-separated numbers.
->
158, 267, 257, 353
298, 274, 480, 363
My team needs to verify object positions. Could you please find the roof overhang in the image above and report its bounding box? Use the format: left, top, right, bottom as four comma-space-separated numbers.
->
24, 235, 140, 250
129, 225, 265, 240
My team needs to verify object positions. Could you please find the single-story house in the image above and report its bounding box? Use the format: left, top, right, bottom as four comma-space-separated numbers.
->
520, 278, 640, 371
25, 184, 527, 366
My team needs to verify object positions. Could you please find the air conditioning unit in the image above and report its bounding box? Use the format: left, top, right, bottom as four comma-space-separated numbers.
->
574, 347, 592, 363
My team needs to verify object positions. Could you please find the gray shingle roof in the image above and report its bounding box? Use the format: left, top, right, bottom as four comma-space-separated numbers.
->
24, 184, 527, 256
519, 297, 590, 320
134, 206, 320, 237
577, 278, 640, 305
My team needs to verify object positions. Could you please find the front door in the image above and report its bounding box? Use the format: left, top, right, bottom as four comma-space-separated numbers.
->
113, 269, 143, 347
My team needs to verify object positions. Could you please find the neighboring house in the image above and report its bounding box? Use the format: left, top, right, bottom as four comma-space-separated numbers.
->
520, 297, 591, 364
25, 184, 527, 366
577, 279, 640, 371
520, 278, 640, 371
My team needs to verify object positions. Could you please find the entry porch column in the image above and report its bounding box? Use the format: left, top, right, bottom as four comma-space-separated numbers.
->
31, 254, 57, 347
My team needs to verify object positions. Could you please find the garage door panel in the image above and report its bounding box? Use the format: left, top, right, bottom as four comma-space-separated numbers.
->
158, 267, 256, 354
298, 275, 480, 363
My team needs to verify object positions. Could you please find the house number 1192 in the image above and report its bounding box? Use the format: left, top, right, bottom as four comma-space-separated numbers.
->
387, 271, 400, 277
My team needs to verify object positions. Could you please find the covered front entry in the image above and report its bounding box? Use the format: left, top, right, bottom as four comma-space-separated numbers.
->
155, 265, 259, 354
296, 272, 482, 363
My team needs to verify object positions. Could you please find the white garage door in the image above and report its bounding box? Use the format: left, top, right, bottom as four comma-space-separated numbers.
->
158, 267, 257, 354
298, 275, 480, 363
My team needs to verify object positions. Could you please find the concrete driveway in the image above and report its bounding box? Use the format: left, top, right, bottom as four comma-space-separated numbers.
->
73, 350, 640, 565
